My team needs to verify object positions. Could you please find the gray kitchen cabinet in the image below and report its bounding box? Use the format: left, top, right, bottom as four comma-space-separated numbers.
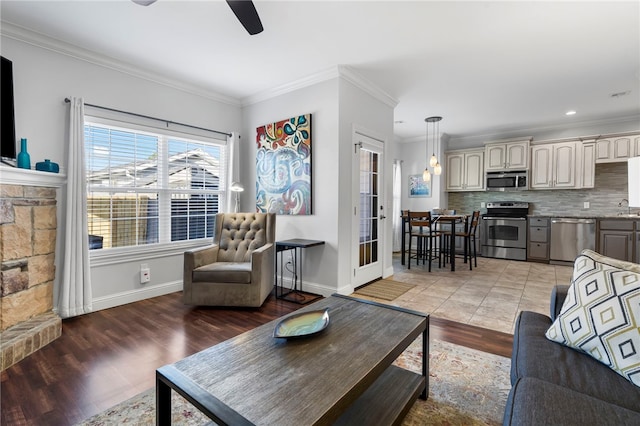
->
528, 217, 549, 262
598, 220, 634, 262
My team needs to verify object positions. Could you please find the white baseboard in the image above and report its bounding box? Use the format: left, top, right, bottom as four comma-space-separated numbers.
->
91, 280, 183, 312
92, 275, 380, 312
383, 265, 395, 279
276, 277, 344, 298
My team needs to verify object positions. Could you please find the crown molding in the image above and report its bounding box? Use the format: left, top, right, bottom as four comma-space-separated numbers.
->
241, 64, 399, 108
241, 66, 341, 106
0, 21, 241, 108
337, 65, 398, 108
451, 114, 640, 145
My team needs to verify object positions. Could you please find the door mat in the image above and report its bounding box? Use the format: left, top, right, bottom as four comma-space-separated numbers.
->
354, 279, 416, 301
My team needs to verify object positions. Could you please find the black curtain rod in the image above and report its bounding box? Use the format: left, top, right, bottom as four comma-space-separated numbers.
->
64, 98, 232, 137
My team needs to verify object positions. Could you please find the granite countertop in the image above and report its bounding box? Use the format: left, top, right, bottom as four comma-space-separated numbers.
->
529, 214, 640, 220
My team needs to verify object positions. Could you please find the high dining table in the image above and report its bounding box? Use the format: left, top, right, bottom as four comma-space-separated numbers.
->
401, 211, 469, 271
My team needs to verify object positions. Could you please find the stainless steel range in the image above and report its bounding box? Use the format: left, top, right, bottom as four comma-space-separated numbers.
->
481, 201, 529, 261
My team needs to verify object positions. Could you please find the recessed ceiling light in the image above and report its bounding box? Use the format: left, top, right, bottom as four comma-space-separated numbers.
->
565, 110, 577, 116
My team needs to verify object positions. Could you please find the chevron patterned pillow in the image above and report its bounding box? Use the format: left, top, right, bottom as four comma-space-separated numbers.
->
546, 249, 640, 387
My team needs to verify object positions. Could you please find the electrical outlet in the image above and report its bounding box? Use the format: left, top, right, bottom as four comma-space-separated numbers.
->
140, 264, 151, 284
584, 201, 590, 209
481, 202, 486, 208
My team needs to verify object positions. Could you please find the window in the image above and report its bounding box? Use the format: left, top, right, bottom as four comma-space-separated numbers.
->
85, 120, 228, 250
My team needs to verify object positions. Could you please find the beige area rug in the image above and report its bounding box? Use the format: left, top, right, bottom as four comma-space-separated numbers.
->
354, 279, 416, 301
77, 339, 511, 426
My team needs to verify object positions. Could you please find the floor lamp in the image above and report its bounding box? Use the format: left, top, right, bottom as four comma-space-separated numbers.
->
230, 181, 245, 213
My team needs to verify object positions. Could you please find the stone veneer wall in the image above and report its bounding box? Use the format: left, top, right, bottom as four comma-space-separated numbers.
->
448, 162, 632, 216
1, 183, 62, 370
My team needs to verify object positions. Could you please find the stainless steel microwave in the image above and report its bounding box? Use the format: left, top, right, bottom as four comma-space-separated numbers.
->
485, 170, 528, 191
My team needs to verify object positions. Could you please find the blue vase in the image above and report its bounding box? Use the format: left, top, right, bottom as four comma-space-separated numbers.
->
17, 138, 31, 169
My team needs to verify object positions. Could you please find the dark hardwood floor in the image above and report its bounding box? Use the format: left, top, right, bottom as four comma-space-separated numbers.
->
1, 291, 513, 426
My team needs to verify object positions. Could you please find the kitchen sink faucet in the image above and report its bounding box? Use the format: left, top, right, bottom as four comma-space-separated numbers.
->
618, 198, 630, 215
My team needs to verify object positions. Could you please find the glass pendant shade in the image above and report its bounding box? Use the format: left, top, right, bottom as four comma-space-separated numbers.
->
429, 154, 438, 167
423, 168, 431, 182
434, 162, 442, 175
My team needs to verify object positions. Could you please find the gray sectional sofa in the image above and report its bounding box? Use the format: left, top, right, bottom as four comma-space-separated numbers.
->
503, 285, 640, 425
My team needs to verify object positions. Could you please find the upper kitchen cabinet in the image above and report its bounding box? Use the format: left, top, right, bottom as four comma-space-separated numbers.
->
530, 140, 595, 190
445, 148, 484, 192
595, 133, 640, 163
484, 139, 531, 171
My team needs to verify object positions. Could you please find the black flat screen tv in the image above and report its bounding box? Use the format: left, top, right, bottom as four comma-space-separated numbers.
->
1, 55, 17, 165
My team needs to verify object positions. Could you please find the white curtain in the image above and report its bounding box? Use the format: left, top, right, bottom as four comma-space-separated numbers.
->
392, 159, 403, 251
57, 96, 92, 318
226, 132, 240, 212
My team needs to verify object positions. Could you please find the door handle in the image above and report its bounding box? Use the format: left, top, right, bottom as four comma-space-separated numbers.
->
380, 215, 387, 219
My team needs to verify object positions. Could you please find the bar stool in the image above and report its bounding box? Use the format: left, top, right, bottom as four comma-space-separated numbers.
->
440, 211, 480, 270
407, 210, 441, 271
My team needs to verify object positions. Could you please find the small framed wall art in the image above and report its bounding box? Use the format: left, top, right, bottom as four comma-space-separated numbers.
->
408, 174, 431, 198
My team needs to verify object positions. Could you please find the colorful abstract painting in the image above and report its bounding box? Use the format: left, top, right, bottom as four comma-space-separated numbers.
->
256, 114, 312, 215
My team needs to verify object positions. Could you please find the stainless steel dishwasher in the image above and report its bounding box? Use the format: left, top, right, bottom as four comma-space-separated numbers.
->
550, 218, 596, 263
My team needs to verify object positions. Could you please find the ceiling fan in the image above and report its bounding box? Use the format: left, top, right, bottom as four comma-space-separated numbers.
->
131, 0, 264, 35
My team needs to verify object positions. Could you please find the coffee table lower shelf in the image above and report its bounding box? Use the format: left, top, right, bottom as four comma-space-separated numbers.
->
334, 365, 426, 425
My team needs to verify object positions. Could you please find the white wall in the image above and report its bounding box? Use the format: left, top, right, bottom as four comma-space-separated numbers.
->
241, 79, 341, 296
241, 74, 395, 296
2, 35, 242, 310
396, 140, 447, 211
337, 78, 395, 282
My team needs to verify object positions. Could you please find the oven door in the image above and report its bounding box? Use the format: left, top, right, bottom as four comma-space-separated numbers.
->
481, 217, 527, 249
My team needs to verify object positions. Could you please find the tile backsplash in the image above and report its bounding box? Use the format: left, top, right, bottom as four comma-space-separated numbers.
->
448, 163, 634, 216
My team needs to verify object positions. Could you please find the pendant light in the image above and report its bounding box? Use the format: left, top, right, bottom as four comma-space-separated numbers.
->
424, 116, 443, 179
423, 117, 431, 182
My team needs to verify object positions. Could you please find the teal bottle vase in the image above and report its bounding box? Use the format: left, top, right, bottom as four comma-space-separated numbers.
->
17, 138, 31, 170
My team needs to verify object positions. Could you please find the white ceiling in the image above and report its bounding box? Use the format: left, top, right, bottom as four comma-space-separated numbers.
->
1, 0, 639, 142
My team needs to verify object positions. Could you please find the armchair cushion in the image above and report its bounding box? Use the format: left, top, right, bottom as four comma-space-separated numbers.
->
217, 213, 270, 262
193, 262, 252, 284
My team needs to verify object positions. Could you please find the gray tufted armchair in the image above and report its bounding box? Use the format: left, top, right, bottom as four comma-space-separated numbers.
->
183, 212, 275, 307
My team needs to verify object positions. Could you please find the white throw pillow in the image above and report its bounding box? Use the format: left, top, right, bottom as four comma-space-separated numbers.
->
546, 249, 640, 387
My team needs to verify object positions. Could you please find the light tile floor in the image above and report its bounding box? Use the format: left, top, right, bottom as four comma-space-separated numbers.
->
375, 254, 573, 334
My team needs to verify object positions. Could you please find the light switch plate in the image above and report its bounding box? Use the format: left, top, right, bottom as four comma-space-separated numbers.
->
584, 201, 590, 209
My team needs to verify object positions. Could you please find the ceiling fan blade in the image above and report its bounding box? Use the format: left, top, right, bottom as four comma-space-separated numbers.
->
226, 0, 264, 35
131, 0, 157, 6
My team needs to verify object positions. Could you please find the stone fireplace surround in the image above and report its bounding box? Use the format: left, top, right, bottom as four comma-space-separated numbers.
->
1, 167, 65, 371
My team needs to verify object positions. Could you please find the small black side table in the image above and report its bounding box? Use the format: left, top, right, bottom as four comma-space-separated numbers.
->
275, 239, 324, 304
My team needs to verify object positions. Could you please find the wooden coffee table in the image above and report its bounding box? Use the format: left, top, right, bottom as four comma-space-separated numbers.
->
156, 294, 429, 425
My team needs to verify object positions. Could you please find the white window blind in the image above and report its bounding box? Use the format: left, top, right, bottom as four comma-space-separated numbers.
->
85, 119, 228, 250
